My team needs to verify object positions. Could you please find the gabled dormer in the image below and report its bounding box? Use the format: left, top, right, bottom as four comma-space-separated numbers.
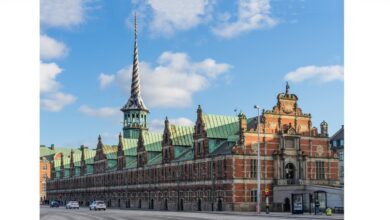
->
162, 117, 173, 164
137, 130, 147, 167
70, 149, 75, 177
93, 135, 107, 174
193, 105, 208, 160
117, 133, 125, 170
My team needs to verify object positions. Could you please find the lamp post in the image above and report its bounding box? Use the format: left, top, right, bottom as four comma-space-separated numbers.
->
254, 105, 262, 214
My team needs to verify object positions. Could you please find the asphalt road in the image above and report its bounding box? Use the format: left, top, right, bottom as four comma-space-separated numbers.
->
40, 206, 342, 220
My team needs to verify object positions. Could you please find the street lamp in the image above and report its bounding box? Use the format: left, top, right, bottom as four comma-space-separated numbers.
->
254, 105, 262, 214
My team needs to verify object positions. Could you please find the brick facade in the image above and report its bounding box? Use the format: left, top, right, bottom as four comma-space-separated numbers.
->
46, 85, 341, 211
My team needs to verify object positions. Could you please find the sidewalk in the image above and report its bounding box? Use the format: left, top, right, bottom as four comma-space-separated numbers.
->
202, 211, 344, 219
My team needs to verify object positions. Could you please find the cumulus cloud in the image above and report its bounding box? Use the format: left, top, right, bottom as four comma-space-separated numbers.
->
78, 105, 122, 119
40, 0, 86, 28
41, 92, 77, 112
102, 51, 231, 108
135, 0, 212, 36
99, 73, 115, 89
149, 117, 194, 132
40, 62, 77, 111
284, 65, 344, 83
212, 0, 277, 38
40, 62, 62, 93
40, 35, 68, 60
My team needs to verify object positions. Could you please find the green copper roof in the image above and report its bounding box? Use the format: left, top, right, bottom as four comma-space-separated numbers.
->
125, 156, 137, 169
173, 148, 194, 162
123, 138, 138, 156
147, 153, 162, 166
40, 147, 54, 158
203, 114, 239, 139
169, 125, 194, 146
144, 131, 163, 152
103, 145, 117, 160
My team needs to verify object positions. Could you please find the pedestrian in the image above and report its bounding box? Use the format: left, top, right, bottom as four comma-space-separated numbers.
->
315, 199, 320, 215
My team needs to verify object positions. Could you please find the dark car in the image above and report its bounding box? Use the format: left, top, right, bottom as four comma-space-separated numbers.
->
50, 200, 60, 208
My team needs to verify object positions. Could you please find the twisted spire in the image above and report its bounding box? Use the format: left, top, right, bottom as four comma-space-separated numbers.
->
122, 13, 148, 111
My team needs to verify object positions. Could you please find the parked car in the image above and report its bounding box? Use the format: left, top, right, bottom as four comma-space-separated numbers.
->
50, 200, 59, 208
66, 201, 80, 209
89, 201, 106, 211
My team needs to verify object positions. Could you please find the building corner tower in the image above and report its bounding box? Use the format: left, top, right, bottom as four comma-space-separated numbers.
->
121, 14, 149, 139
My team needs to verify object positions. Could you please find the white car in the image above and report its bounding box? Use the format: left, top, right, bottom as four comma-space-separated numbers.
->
66, 201, 79, 209
89, 201, 106, 211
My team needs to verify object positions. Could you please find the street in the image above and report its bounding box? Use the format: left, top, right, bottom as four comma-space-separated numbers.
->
40, 206, 343, 220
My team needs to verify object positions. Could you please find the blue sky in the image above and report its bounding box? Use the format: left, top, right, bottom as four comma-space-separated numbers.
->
40, 0, 343, 147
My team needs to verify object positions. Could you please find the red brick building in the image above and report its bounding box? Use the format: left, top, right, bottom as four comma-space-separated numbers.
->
46, 17, 342, 212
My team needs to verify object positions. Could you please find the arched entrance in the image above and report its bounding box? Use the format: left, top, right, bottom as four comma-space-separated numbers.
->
217, 199, 223, 211
138, 199, 142, 208
284, 198, 291, 212
197, 199, 202, 211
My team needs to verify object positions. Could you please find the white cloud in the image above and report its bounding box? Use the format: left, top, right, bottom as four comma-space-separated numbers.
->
41, 92, 77, 112
40, 0, 86, 28
99, 73, 115, 89
106, 51, 231, 108
284, 65, 344, 83
40, 62, 77, 111
40, 62, 62, 93
138, 0, 212, 36
149, 117, 194, 132
78, 105, 122, 119
212, 0, 277, 38
40, 35, 68, 60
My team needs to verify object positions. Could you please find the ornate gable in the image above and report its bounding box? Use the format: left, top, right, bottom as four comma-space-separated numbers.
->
117, 133, 125, 170
162, 117, 173, 164
94, 135, 107, 174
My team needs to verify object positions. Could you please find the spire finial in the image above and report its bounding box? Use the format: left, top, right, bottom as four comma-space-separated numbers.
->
121, 12, 148, 111
285, 81, 290, 94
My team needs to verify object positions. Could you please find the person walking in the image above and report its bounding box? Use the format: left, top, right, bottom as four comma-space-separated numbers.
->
315, 199, 320, 215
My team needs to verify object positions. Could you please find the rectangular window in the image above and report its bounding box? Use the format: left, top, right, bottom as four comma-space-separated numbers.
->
250, 159, 257, 178
42, 165, 47, 170
332, 140, 337, 147
250, 190, 257, 202
340, 139, 344, 146
315, 161, 325, 180
340, 165, 344, 177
